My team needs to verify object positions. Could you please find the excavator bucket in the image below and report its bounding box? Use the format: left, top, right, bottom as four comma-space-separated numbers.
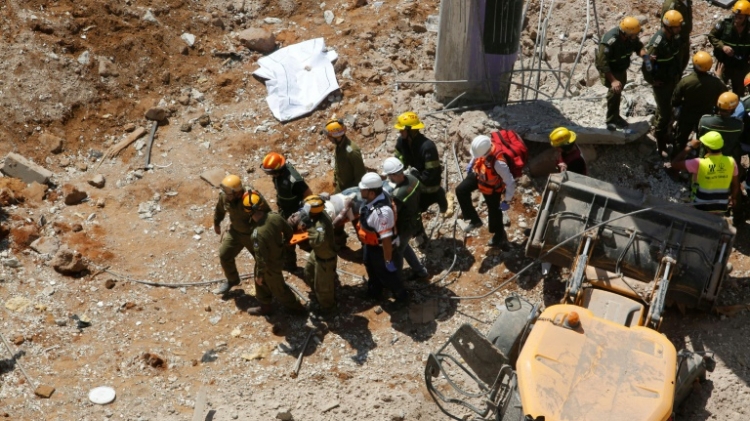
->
526, 172, 735, 312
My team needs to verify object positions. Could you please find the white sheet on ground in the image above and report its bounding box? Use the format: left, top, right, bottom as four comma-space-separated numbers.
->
253, 38, 339, 122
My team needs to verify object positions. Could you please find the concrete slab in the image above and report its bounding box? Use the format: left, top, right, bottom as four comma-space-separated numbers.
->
200, 168, 226, 188
522, 117, 651, 145
1, 153, 53, 184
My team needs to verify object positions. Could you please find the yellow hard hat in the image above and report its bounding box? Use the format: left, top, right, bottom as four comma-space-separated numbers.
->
699, 131, 724, 151
733, 0, 750, 16
619, 16, 641, 36
393, 111, 425, 130
692, 51, 713, 73
220, 174, 243, 193
662, 10, 684, 28
242, 190, 265, 214
717, 91, 739, 111
325, 119, 346, 138
303, 195, 325, 214
549, 127, 576, 147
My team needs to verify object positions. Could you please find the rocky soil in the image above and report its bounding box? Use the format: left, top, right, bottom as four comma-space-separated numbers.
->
0, 0, 749, 420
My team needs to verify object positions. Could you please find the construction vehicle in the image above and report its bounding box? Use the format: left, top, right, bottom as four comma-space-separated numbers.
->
425, 172, 730, 421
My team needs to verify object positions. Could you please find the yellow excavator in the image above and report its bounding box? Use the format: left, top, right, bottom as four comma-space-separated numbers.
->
425, 172, 730, 421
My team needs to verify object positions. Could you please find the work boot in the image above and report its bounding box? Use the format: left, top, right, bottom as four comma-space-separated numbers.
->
462, 219, 483, 233
488, 235, 511, 251
247, 304, 274, 316
408, 269, 430, 282
212, 281, 239, 295
286, 303, 309, 317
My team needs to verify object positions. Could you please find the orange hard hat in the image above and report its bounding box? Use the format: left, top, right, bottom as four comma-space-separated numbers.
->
261, 152, 286, 173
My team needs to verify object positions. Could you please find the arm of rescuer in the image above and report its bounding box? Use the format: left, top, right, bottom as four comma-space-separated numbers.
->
415, 139, 443, 187
596, 33, 645, 94
373, 206, 396, 263
671, 138, 701, 165
213, 193, 226, 235
493, 160, 516, 202
708, 19, 735, 57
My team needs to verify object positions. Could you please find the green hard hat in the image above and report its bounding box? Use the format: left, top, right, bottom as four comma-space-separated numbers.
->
699, 131, 724, 150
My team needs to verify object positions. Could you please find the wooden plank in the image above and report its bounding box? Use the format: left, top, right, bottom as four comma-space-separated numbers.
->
192, 387, 207, 421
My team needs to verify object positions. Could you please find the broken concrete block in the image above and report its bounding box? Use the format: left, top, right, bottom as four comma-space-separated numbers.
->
50, 247, 89, 275
39, 133, 64, 154
200, 168, 226, 188
1, 153, 53, 184
34, 385, 55, 399
88, 174, 106, 188
62, 184, 87, 205
30, 236, 61, 256
237, 27, 276, 53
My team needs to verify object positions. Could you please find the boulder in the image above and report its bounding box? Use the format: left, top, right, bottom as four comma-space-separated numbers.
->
88, 174, 105, 188
62, 184, 87, 205
30, 236, 60, 256
238, 28, 276, 53
39, 133, 64, 154
145, 107, 168, 122
557, 51, 577, 64
98, 57, 119, 77
50, 247, 89, 275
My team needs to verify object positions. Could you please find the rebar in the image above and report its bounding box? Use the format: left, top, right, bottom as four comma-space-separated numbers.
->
563, 0, 591, 97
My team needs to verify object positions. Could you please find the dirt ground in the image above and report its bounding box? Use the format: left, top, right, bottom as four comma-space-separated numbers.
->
1, 0, 749, 420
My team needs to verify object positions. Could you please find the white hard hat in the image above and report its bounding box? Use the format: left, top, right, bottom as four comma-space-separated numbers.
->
359, 172, 384, 190
470, 135, 492, 159
382, 157, 404, 175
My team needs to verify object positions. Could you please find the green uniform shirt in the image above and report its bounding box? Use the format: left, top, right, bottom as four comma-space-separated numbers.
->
661, 0, 692, 35
698, 113, 744, 156
390, 174, 421, 237
251, 212, 293, 277
306, 212, 337, 260
273, 163, 310, 218
334, 137, 366, 193
671, 71, 728, 116
645, 29, 682, 83
708, 16, 750, 64
741, 95, 750, 144
213, 190, 265, 234
596, 27, 644, 74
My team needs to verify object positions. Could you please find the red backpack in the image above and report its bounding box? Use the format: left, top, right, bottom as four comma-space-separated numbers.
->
491, 130, 528, 178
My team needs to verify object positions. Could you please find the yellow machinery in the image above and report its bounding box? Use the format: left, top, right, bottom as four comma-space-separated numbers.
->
425, 172, 728, 421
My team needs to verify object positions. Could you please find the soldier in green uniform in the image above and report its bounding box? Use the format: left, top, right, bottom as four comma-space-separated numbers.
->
644, 10, 685, 156
260, 152, 313, 271
671, 51, 728, 151
325, 118, 366, 247
299, 195, 338, 315
595, 16, 646, 130
212, 175, 271, 295
382, 157, 429, 281
708, 0, 750, 96
662, 0, 692, 71
698, 92, 744, 170
244, 191, 308, 316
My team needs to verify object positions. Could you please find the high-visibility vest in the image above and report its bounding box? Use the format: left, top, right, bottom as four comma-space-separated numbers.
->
473, 147, 507, 195
357, 194, 397, 246
692, 154, 734, 213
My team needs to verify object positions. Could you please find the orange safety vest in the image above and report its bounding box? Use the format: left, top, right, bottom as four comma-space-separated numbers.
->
356, 194, 398, 246
473, 147, 507, 195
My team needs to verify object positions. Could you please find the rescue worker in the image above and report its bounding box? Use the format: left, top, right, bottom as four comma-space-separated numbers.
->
671, 51, 729, 151
455, 135, 515, 249
644, 10, 685, 156
740, 72, 750, 155
212, 175, 271, 295
595, 16, 647, 130
661, 0, 693, 71
393, 111, 448, 216
301, 195, 338, 315
709, 0, 750, 96
698, 92, 744, 169
671, 131, 740, 214
244, 191, 308, 316
549, 128, 587, 175
260, 152, 313, 272
325, 118, 366, 247
382, 157, 430, 281
357, 172, 409, 305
